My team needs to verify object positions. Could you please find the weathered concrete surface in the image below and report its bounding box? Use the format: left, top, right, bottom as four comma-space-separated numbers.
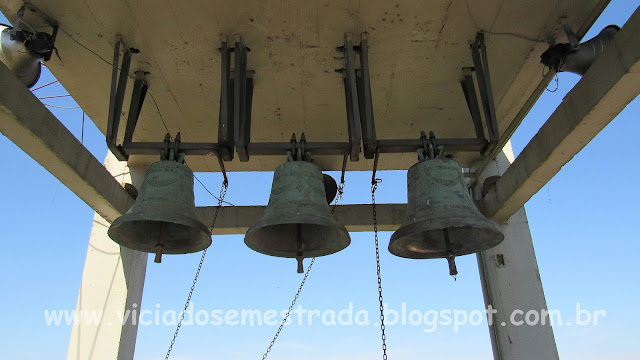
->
0, 62, 134, 223
67, 153, 148, 360
476, 142, 559, 360
483, 7, 640, 221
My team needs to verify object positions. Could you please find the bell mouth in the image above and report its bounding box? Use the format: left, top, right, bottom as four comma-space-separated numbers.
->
245, 221, 350, 258
389, 222, 504, 259
108, 209, 211, 254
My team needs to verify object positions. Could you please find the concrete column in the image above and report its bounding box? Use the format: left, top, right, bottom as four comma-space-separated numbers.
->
67, 153, 148, 360
475, 142, 559, 360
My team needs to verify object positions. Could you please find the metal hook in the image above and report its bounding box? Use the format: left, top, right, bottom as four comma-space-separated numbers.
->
371, 150, 380, 185
216, 151, 228, 185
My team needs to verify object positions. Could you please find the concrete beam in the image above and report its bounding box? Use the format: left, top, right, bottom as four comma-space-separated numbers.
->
0, 62, 134, 223
483, 7, 640, 221
198, 203, 407, 235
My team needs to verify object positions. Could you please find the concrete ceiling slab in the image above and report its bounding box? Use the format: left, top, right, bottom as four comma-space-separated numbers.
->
0, 0, 608, 171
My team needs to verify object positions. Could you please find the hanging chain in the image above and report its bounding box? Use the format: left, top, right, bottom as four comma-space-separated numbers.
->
164, 179, 229, 360
261, 181, 345, 360
371, 178, 388, 360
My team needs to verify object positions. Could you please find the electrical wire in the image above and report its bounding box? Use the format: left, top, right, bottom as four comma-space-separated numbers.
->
38, 94, 71, 100
465, 0, 549, 44
31, 80, 59, 91
42, 104, 81, 109
193, 173, 235, 206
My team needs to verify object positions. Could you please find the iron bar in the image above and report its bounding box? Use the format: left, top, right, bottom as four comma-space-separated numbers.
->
342, 33, 362, 162
121, 138, 485, 157
356, 33, 377, 159
123, 72, 148, 145
377, 138, 487, 153
461, 67, 486, 141
472, 33, 499, 143
106, 36, 132, 161
234, 36, 250, 162
218, 38, 234, 161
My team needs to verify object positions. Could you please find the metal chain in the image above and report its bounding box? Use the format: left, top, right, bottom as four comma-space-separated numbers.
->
261, 182, 345, 360
371, 179, 388, 360
164, 179, 229, 360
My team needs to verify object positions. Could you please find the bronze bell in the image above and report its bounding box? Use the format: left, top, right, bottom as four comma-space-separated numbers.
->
245, 155, 350, 272
389, 152, 504, 274
108, 158, 211, 263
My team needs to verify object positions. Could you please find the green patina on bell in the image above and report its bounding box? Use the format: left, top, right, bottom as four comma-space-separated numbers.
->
245, 160, 350, 263
389, 157, 504, 260
108, 159, 211, 261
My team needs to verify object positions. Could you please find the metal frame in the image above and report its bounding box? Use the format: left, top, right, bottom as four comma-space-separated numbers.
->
340, 33, 363, 161
471, 33, 500, 145
461, 67, 487, 141
233, 35, 253, 162
107, 32, 494, 163
106, 36, 137, 161
356, 33, 377, 159
217, 38, 234, 161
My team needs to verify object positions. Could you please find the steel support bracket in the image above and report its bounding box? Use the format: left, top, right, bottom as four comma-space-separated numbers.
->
339, 33, 363, 162
461, 67, 486, 142
232, 35, 254, 162
217, 37, 234, 161
356, 33, 377, 159
471, 33, 500, 148
106, 36, 138, 161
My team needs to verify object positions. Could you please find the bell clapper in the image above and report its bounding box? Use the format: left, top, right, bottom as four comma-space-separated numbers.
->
154, 222, 166, 263
443, 228, 458, 279
296, 223, 304, 273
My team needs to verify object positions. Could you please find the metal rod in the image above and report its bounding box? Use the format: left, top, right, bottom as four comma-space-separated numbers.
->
472, 33, 499, 143
461, 68, 486, 141
123, 73, 148, 145
218, 38, 234, 161
154, 222, 166, 264
343, 33, 362, 162
443, 228, 458, 277
296, 223, 304, 274
106, 36, 132, 161
122, 138, 485, 157
340, 153, 348, 183
371, 150, 380, 184
234, 36, 249, 162
377, 138, 487, 153
216, 151, 228, 185
357, 33, 377, 159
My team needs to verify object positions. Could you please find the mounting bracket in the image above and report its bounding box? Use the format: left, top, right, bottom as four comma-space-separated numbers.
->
106, 36, 147, 161
338, 32, 377, 161
470, 33, 500, 148
218, 35, 254, 162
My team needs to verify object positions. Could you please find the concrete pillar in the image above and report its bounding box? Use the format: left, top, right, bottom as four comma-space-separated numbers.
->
475, 142, 559, 360
67, 153, 148, 360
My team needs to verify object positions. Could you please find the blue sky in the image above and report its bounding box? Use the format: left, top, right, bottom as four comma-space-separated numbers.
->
1, 2, 639, 359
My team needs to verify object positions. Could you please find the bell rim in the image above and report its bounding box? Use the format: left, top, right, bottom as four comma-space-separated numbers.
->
388, 221, 504, 259
108, 210, 211, 254
245, 221, 350, 258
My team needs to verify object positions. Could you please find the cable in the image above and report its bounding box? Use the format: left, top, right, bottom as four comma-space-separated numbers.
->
59, 27, 112, 66
42, 103, 81, 109
193, 173, 235, 206
465, 0, 548, 44
147, 91, 171, 134
31, 80, 59, 91
38, 94, 71, 100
